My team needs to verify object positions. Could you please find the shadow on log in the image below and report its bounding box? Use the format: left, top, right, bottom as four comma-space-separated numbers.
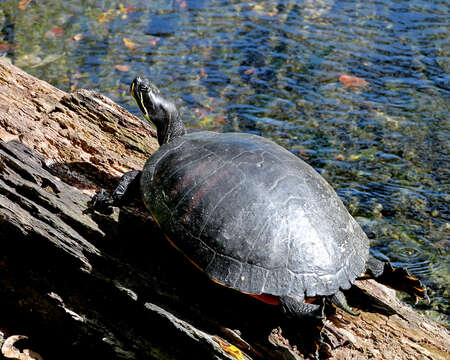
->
0, 59, 449, 360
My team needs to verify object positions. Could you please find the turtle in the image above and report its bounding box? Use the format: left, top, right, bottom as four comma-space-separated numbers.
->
93, 77, 427, 358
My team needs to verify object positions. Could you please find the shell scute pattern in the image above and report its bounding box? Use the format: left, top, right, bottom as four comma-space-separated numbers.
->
141, 132, 369, 297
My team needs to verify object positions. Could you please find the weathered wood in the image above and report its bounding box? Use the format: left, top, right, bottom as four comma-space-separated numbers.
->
0, 58, 448, 360
0, 59, 157, 189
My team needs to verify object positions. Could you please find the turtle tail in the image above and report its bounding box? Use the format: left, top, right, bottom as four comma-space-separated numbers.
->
329, 291, 359, 316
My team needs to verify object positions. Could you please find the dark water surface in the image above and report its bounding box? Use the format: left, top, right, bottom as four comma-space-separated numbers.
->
1, 0, 448, 324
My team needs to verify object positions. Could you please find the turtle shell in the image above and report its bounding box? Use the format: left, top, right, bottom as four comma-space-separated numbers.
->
140, 131, 369, 298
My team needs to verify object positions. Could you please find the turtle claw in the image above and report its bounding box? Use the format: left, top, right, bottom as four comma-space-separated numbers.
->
279, 296, 326, 359
90, 188, 114, 214
311, 342, 320, 360
366, 259, 428, 302
329, 291, 359, 316
90, 170, 142, 214
386, 264, 428, 300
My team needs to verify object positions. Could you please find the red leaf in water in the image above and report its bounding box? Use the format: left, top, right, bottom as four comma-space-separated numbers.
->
119, 4, 136, 13
180, 1, 187, 9
50, 27, 64, 36
45, 26, 64, 38
244, 67, 255, 75
114, 64, 130, 72
18, 0, 32, 11
149, 37, 160, 46
338, 74, 369, 87
123, 38, 136, 50
0, 42, 19, 52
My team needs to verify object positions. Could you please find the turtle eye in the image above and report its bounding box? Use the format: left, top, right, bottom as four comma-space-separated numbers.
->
139, 84, 148, 92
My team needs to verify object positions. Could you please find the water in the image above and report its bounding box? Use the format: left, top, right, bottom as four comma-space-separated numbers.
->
0, 0, 448, 324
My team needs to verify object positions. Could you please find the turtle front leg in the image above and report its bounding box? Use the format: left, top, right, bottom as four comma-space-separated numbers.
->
362, 256, 428, 302
91, 170, 141, 213
279, 296, 325, 359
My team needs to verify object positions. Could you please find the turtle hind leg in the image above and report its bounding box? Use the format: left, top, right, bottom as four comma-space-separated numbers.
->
91, 170, 141, 213
279, 296, 325, 359
363, 256, 428, 302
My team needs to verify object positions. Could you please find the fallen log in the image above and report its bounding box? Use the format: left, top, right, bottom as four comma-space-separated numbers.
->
0, 59, 448, 360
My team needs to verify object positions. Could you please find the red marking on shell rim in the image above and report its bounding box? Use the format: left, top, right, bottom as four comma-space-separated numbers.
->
249, 293, 280, 305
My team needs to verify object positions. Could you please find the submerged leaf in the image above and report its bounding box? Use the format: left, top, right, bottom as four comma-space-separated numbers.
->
349, 147, 378, 161
73, 33, 84, 41
244, 67, 255, 75
14, 53, 42, 68
252, 4, 264, 12
45, 26, 64, 38
268, 7, 278, 17
118, 4, 135, 19
119, 4, 136, 14
0, 42, 19, 52
123, 37, 136, 50
339, 74, 369, 87
18, 0, 32, 11
31, 53, 63, 68
98, 9, 116, 24
114, 64, 130, 72
149, 37, 160, 46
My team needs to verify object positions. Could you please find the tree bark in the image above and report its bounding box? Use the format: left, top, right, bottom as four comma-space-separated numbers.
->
0, 58, 448, 360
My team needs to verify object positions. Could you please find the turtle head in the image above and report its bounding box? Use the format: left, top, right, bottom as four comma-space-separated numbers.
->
130, 77, 186, 145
